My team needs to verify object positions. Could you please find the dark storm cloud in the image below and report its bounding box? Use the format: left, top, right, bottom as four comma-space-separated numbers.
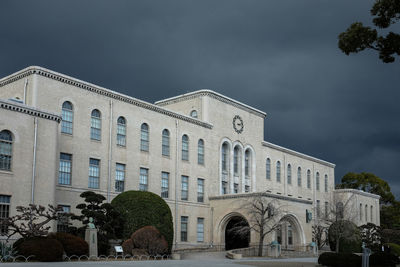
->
1, 0, 399, 197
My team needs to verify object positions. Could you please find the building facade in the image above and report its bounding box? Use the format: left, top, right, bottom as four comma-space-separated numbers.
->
0, 66, 380, 249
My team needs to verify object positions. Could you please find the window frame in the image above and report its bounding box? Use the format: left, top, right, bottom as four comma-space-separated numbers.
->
61, 101, 73, 135
181, 216, 188, 242
139, 167, 148, 191
161, 172, 169, 198
181, 175, 189, 201
197, 139, 204, 165
266, 158, 271, 180
59, 153, 72, 185
297, 167, 302, 187
117, 116, 126, 147
162, 129, 170, 157
115, 163, 126, 192
0, 130, 13, 171
197, 217, 204, 242
182, 135, 189, 161
140, 123, 149, 152
197, 178, 204, 202
90, 109, 102, 141
287, 164, 292, 185
276, 161, 281, 182
88, 158, 100, 189
0, 195, 11, 234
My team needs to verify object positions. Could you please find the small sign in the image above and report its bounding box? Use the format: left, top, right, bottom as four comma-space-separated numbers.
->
115, 246, 123, 253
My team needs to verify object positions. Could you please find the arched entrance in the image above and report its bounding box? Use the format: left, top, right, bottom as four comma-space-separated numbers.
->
276, 214, 305, 249
225, 216, 250, 250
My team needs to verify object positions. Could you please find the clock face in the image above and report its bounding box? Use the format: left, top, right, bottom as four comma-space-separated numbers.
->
233, 115, 244, 134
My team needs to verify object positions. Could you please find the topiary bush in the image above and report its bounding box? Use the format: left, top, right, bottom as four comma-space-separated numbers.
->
328, 220, 362, 253
370, 251, 400, 267
14, 237, 64, 262
111, 191, 173, 252
47, 232, 88, 256
131, 226, 168, 255
318, 252, 361, 267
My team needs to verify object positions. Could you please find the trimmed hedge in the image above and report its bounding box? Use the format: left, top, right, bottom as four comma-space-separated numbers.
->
48, 232, 88, 256
370, 251, 400, 267
111, 191, 173, 252
14, 237, 64, 262
318, 252, 361, 267
328, 220, 362, 253
131, 226, 168, 255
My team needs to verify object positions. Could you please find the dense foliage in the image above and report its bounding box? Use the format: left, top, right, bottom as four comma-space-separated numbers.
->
131, 226, 168, 255
360, 223, 382, 252
328, 220, 362, 253
370, 251, 400, 267
14, 237, 64, 262
111, 191, 173, 252
386, 243, 400, 257
47, 232, 88, 256
318, 252, 361, 267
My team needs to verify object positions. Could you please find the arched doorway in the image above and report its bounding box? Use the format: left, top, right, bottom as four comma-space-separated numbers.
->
276, 214, 305, 249
225, 216, 250, 250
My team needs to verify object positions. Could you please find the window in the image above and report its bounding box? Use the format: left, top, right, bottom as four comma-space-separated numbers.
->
139, 168, 148, 191
90, 109, 101, 140
365, 204, 368, 222
0, 130, 12, 171
288, 225, 293, 245
316, 172, 320, 191
337, 202, 344, 219
245, 150, 250, 177
287, 164, 292, 185
88, 158, 100, 189
140, 123, 149, 151
182, 135, 189, 161
190, 110, 198, 118
371, 206, 373, 222
57, 205, 70, 232
197, 139, 204, 164
307, 170, 311, 189
161, 172, 169, 198
324, 175, 328, 192
115, 163, 125, 192
245, 185, 250, 193
0, 195, 10, 234
181, 216, 188, 242
266, 158, 271, 179
234, 183, 239, 193
222, 181, 228, 194
162, 129, 170, 156
222, 143, 229, 172
297, 167, 302, 187
197, 218, 204, 242
316, 200, 320, 218
325, 201, 329, 219
181, 175, 188, 200
117, 117, 126, 146
61, 101, 73, 134
197, 178, 204, 202
276, 161, 281, 182
234, 147, 239, 175
59, 153, 72, 185
360, 203, 363, 221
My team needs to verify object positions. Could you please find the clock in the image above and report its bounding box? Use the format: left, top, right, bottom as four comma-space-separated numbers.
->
232, 115, 244, 134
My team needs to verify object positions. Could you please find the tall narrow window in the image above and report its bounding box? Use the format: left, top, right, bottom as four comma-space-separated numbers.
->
222, 181, 228, 194
182, 135, 189, 161
61, 101, 73, 134
161, 172, 169, 198
139, 168, 148, 191
245, 185, 250, 193
221, 143, 228, 172
197, 178, 204, 202
181, 216, 188, 242
325, 201, 329, 219
117, 116, 126, 146
162, 129, 170, 156
245, 150, 250, 177
181, 175, 188, 200
197, 218, 204, 242
307, 170, 311, 189
365, 204, 368, 222
90, 109, 101, 140
371, 206, 373, 222
276, 161, 281, 182
297, 167, 302, 187
0, 130, 12, 171
234, 147, 239, 175
88, 158, 100, 189
197, 139, 204, 165
0, 195, 10, 234
360, 203, 363, 221
316, 172, 320, 191
324, 174, 328, 192
57, 205, 70, 232
115, 163, 125, 192
316, 200, 320, 218
140, 123, 149, 151
234, 183, 239, 193
59, 153, 72, 185
287, 164, 292, 185
266, 158, 271, 179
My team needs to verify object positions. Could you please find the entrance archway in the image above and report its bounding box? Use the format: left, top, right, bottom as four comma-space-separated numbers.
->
276, 214, 305, 249
225, 216, 250, 250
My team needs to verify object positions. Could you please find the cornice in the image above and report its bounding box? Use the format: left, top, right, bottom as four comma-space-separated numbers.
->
262, 141, 335, 168
209, 192, 313, 205
334, 189, 381, 199
0, 99, 61, 123
0, 66, 213, 129
155, 89, 267, 118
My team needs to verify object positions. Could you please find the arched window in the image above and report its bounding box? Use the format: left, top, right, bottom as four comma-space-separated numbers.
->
307, 170, 311, 189
360, 203, 363, 221
182, 135, 189, 161
197, 139, 204, 164
316, 172, 320, 191
245, 150, 251, 177
140, 123, 149, 151
234, 146, 240, 175
297, 167, 302, 186
117, 116, 126, 146
287, 164, 292, 185
190, 110, 198, 118
371, 205, 373, 222
61, 101, 73, 134
324, 174, 328, 192
0, 130, 13, 171
276, 161, 281, 182
266, 158, 271, 179
365, 204, 368, 222
337, 202, 344, 219
162, 129, 170, 156
221, 143, 229, 172
90, 109, 101, 140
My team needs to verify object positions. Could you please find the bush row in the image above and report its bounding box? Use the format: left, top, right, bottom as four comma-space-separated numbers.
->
318, 251, 400, 267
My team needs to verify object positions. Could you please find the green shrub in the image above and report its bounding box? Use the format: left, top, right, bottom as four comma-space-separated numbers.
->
385, 243, 400, 257
370, 251, 400, 267
328, 220, 362, 253
111, 191, 173, 252
318, 252, 361, 267
318, 252, 338, 266
14, 237, 63, 262
48, 232, 88, 256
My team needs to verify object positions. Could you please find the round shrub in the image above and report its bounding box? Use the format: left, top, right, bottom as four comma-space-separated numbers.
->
370, 251, 400, 267
122, 239, 133, 255
14, 237, 63, 262
47, 232, 88, 256
111, 190, 173, 252
328, 220, 362, 253
131, 226, 168, 255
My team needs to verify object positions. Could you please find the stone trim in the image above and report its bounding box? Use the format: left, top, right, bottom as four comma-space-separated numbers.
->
155, 89, 267, 118
0, 66, 213, 129
334, 189, 381, 199
0, 99, 61, 122
262, 141, 335, 168
209, 192, 313, 205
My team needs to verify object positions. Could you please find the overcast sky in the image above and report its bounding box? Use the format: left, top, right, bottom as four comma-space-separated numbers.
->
1, 0, 399, 198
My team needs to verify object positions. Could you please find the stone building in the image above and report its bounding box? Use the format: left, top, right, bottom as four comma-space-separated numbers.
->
0, 66, 380, 250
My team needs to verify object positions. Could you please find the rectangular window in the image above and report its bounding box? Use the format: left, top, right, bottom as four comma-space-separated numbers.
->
222, 181, 228, 194
181, 216, 188, 242
117, 124, 126, 146
90, 118, 101, 141
234, 183, 239, 194
197, 178, 204, 203
245, 185, 250, 193
140, 168, 148, 191
161, 172, 169, 198
59, 153, 72, 185
197, 218, 204, 242
115, 163, 125, 192
88, 158, 100, 189
316, 200, 320, 218
0, 195, 10, 234
181, 176, 188, 200
57, 205, 70, 232
324, 175, 328, 192
61, 109, 73, 134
